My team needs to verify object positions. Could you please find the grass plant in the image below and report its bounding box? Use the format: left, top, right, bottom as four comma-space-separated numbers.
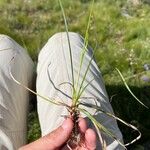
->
9, 0, 148, 149
0, 0, 150, 149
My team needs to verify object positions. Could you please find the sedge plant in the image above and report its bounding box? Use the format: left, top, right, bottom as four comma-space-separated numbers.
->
9, 0, 149, 149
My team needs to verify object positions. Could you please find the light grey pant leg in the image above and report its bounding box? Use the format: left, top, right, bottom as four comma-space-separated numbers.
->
0, 35, 34, 150
37, 32, 124, 150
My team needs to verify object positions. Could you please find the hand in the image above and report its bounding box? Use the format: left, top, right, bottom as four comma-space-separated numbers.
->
19, 118, 96, 150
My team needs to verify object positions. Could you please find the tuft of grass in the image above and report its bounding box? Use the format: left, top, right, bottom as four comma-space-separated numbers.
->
27, 111, 41, 143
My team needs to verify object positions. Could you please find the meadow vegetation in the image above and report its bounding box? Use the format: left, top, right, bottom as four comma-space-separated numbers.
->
0, 0, 150, 149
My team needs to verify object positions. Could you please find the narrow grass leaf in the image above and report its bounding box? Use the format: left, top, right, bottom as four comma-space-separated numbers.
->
76, 0, 95, 90
0, 48, 12, 51
58, 0, 75, 91
116, 68, 149, 109
9, 58, 68, 107
77, 78, 94, 100
80, 102, 141, 146
76, 53, 94, 101
79, 108, 126, 149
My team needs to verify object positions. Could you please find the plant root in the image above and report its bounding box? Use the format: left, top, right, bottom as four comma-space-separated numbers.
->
66, 106, 83, 149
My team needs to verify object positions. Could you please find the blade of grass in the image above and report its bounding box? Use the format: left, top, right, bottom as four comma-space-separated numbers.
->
47, 64, 72, 100
75, 0, 95, 91
79, 108, 126, 149
58, 0, 75, 94
76, 52, 95, 102
0, 48, 12, 51
9, 57, 69, 107
77, 78, 94, 100
94, 122, 107, 150
116, 68, 149, 109
80, 102, 141, 146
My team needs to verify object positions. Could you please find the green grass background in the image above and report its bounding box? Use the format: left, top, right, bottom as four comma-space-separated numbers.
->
0, 0, 150, 149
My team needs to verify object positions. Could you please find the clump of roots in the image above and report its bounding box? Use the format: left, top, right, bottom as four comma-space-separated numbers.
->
67, 106, 83, 149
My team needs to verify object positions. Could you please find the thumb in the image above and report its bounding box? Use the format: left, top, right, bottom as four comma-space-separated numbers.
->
19, 118, 73, 150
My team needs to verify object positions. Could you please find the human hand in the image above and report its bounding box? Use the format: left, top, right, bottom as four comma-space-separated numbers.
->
19, 118, 96, 150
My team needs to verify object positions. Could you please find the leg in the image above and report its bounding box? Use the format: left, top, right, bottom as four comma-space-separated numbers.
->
37, 32, 124, 149
0, 35, 34, 149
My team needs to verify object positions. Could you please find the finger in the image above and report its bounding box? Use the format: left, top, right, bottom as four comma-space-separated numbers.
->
78, 118, 88, 133
85, 128, 97, 150
19, 118, 73, 150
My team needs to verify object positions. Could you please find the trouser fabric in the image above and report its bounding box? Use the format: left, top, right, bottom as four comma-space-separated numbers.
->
0, 33, 124, 150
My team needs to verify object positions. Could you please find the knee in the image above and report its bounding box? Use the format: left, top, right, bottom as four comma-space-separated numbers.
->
48, 32, 82, 43
0, 34, 32, 69
0, 34, 16, 51
0, 34, 11, 40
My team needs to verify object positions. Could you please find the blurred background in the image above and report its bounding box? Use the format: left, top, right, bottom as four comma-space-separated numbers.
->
0, 0, 150, 149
